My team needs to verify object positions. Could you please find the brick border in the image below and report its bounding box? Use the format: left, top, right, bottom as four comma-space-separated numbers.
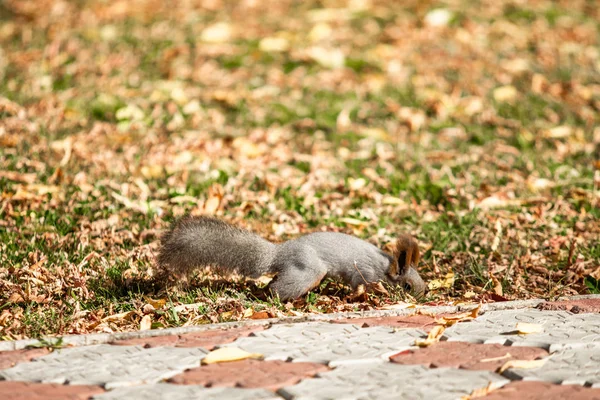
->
1, 295, 597, 352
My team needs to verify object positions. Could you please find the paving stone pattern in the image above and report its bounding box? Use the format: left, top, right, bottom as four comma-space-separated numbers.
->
278, 361, 509, 400
3, 298, 600, 399
333, 314, 442, 331
537, 298, 600, 314
480, 381, 600, 400
92, 383, 280, 400
222, 321, 426, 365
0, 348, 50, 369
0, 344, 207, 389
0, 381, 105, 400
390, 341, 549, 371
443, 309, 600, 348
168, 359, 329, 390
112, 325, 264, 349
502, 343, 600, 386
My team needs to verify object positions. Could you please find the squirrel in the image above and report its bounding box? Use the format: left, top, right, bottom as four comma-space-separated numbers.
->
157, 216, 427, 301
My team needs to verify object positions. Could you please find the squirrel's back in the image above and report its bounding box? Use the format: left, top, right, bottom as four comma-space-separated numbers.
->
158, 216, 276, 278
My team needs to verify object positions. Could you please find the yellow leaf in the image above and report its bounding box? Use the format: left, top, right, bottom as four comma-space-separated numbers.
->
145, 298, 167, 309
308, 46, 345, 69
341, 218, 367, 227
380, 302, 416, 310
461, 382, 498, 399
348, 178, 367, 191
428, 272, 455, 290
545, 126, 572, 139
382, 196, 408, 206
515, 322, 544, 334
259, 37, 289, 52
414, 325, 445, 347
493, 85, 517, 102
497, 358, 548, 374
201, 347, 263, 365
201, 22, 232, 43
139, 315, 152, 331
436, 306, 481, 326
424, 8, 453, 27
102, 311, 135, 322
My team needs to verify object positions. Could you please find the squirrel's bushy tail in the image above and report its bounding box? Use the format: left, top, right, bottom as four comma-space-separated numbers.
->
157, 216, 277, 278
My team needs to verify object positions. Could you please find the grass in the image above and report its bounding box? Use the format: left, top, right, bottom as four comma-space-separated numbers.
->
0, 0, 598, 339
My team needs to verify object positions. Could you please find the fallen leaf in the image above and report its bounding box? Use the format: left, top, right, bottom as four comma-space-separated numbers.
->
348, 177, 367, 191
201, 347, 263, 365
250, 311, 271, 319
414, 324, 445, 347
490, 274, 503, 296
139, 315, 152, 331
493, 85, 517, 102
515, 322, 544, 334
380, 302, 416, 310
497, 358, 548, 374
201, 22, 232, 43
340, 217, 367, 227
365, 281, 389, 296
145, 298, 167, 309
0, 171, 37, 183
462, 381, 498, 399
424, 8, 453, 27
545, 126, 572, 139
102, 311, 135, 323
259, 37, 289, 52
428, 272, 455, 290
8, 292, 25, 303
435, 304, 481, 326
308, 46, 345, 69
479, 353, 512, 363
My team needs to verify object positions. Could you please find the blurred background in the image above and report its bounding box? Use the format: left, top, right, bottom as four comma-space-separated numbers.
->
0, 0, 599, 338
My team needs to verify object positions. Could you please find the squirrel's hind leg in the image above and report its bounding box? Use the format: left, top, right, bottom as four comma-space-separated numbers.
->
268, 263, 327, 302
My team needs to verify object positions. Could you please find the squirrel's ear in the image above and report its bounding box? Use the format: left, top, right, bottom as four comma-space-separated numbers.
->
392, 235, 420, 277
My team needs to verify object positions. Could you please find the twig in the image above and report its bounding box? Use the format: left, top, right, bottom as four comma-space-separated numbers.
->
352, 261, 369, 285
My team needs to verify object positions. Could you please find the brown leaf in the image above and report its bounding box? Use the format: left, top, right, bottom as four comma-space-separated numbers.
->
250, 311, 271, 320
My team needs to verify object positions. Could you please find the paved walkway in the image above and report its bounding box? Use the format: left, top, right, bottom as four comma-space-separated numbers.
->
1, 296, 600, 399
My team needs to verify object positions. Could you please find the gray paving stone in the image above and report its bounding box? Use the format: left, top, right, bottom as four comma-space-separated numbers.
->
93, 383, 280, 400
0, 344, 207, 389
222, 322, 425, 366
443, 309, 600, 348
278, 361, 509, 400
502, 343, 600, 386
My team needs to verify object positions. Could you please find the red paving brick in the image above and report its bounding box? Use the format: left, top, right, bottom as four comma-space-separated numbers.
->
333, 314, 448, 332
537, 298, 600, 314
112, 325, 264, 349
333, 314, 436, 330
168, 359, 329, 390
0, 348, 50, 370
481, 381, 600, 400
390, 341, 549, 371
0, 381, 104, 400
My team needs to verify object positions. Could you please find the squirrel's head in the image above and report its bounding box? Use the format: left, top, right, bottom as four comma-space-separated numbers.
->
386, 234, 427, 298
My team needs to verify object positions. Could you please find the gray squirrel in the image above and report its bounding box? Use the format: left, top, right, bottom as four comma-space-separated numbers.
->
157, 216, 427, 301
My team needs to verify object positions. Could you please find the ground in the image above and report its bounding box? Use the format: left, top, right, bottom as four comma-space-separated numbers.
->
0, 0, 599, 339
